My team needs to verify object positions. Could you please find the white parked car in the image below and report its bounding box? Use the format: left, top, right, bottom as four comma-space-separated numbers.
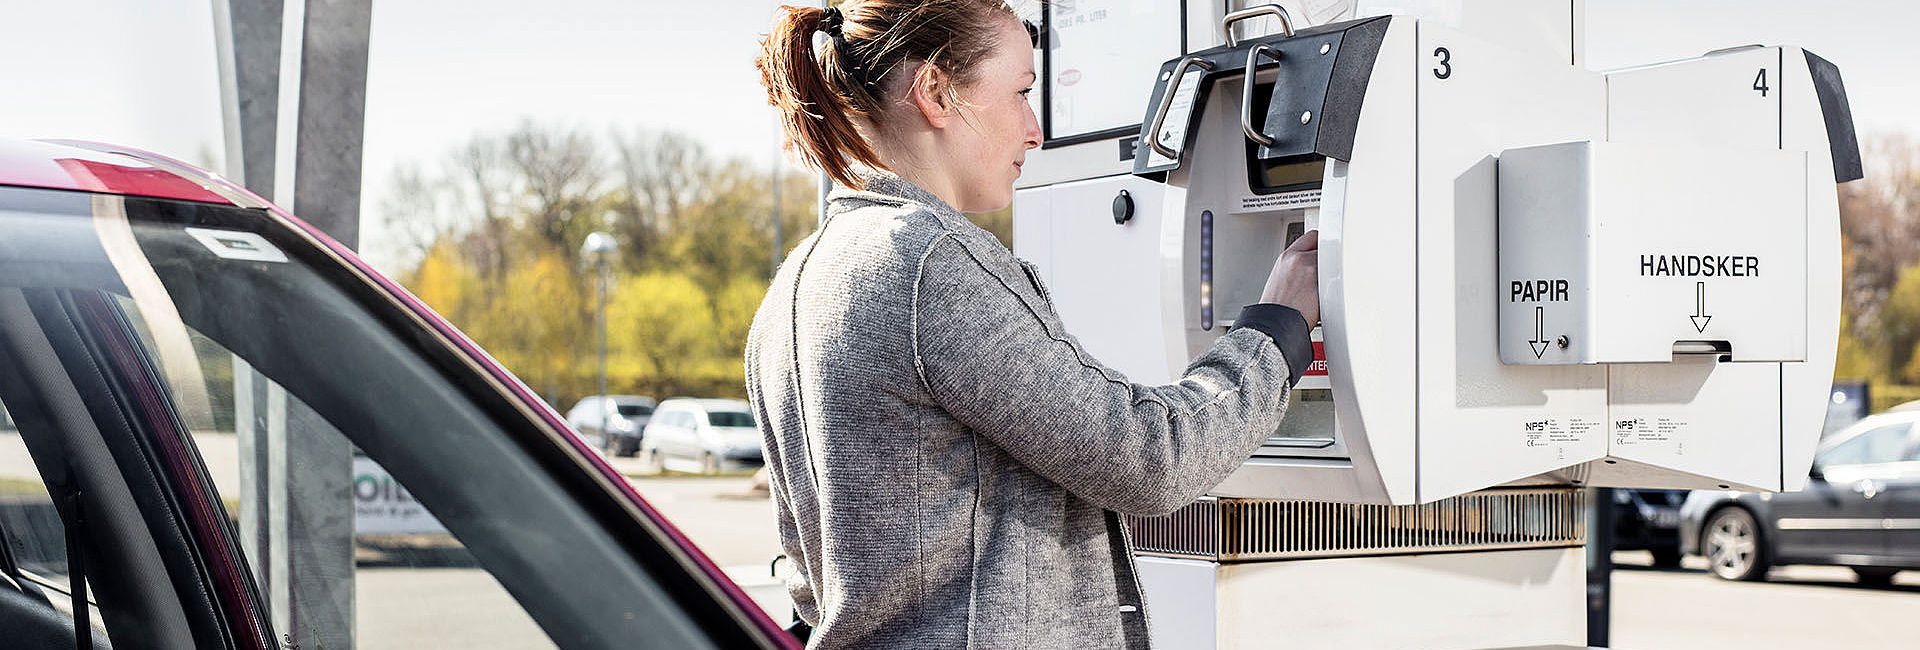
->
640, 398, 763, 474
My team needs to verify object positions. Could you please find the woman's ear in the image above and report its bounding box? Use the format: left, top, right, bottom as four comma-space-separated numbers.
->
907, 63, 955, 128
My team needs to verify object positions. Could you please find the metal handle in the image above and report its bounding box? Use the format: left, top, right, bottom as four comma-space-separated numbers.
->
1222, 4, 1296, 48
1241, 44, 1282, 147
1146, 56, 1216, 160
1855, 479, 1880, 498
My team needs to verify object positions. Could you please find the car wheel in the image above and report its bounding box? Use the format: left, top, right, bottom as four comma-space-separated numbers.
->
643, 448, 664, 475
701, 452, 720, 476
1650, 546, 1683, 569
1704, 507, 1768, 581
616, 437, 640, 458
1852, 567, 1899, 587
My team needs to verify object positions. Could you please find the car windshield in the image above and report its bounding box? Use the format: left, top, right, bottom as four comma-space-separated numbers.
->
708, 411, 755, 428
0, 186, 758, 648
617, 404, 653, 417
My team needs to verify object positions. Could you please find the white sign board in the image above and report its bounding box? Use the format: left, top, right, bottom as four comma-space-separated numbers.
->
353, 456, 447, 535
1047, 0, 1183, 139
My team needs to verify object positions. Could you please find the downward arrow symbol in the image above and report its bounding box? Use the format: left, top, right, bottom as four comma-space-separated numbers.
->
1528, 306, 1550, 359
1690, 281, 1712, 333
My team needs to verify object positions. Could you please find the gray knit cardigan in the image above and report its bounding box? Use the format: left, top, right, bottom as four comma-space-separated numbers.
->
743, 170, 1310, 649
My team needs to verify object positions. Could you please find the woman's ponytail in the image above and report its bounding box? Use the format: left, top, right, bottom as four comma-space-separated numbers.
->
757, 5, 882, 189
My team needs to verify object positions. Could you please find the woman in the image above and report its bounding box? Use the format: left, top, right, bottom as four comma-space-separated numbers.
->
748, 1, 1319, 647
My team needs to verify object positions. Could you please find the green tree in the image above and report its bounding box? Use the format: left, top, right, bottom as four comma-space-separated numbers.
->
713, 274, 769, 360
1835, 311, 1877, 381
462, 251, 590, 403
406, 240, 482, 322
1880, 264, 1920, 383
383, 123, 825, 406
607, 272, 715, 397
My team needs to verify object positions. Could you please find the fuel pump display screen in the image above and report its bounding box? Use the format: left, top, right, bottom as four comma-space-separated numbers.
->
1252, 157, 1327, 194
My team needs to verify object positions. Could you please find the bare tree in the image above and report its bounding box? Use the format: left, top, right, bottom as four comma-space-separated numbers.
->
1840, 133, 1920, 338
612, 129, 713, 271
448, 137, 515, 279
378, 162, 456, 264
505, 121, 604, 260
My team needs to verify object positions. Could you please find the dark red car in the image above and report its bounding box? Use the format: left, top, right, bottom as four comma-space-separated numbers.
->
0, 138, 796, 649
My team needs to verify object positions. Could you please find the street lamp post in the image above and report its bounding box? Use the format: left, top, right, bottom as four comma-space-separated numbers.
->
582, 231, 618, 451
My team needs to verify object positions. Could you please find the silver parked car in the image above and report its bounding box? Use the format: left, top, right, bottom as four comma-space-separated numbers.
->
564, 394, 657, 456
1680, 407, 1920, 584
640, 398, 763, 475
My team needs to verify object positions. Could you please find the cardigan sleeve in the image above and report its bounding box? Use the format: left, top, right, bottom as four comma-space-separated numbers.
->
910, 233, 1305, 516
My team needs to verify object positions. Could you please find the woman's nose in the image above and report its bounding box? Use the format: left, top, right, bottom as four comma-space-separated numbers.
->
1023, 110, 1042, 150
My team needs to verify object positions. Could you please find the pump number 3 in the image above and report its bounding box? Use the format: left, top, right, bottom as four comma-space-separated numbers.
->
1433, 47, 1452, 79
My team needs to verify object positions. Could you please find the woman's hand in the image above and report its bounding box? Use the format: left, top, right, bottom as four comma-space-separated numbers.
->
1259, 229, 1320, 327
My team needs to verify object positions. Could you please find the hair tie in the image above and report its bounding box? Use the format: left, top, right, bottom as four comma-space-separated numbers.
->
820, 7, 844, 36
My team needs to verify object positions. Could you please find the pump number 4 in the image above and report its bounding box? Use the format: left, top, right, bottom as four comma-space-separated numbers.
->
1753, 69, 1769, 97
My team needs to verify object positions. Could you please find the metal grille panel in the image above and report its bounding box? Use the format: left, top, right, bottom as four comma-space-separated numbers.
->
1127, 488, 1586, 562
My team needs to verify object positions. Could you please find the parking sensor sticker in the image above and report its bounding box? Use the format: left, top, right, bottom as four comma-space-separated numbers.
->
186, 227, 288, 263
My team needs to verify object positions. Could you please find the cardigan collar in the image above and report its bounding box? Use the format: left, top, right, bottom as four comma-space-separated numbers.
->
825, 168, 971, 228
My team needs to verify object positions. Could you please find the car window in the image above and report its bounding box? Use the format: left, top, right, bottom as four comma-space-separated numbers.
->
172, 325, 558, 649
1820, 422, 1914, 467
708, 412, 755, 428
617, 404, 652, 417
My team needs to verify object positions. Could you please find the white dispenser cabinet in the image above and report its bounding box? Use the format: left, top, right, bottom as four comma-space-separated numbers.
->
1497, 141, 1808, 366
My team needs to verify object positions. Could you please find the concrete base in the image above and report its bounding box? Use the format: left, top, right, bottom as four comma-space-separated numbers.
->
1137, 547, 1587, 650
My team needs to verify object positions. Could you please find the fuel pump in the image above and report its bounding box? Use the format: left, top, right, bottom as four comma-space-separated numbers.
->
1012, 1, 1858, 647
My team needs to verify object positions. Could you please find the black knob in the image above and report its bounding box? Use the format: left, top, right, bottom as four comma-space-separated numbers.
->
1112, 190, 1134, 225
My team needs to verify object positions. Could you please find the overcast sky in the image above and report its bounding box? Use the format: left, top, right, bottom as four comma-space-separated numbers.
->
2, 0, 1917, 271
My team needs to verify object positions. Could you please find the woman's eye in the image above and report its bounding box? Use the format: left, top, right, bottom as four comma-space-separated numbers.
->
1018, 87, 1034, 97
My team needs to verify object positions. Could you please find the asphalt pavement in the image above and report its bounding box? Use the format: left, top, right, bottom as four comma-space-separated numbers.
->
625, 473, 1920, 649
1610, 550, 1920, 650
10, 429, 1916, 647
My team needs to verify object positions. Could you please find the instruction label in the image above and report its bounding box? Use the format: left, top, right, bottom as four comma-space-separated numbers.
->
1612, 416, 1688, 448
1234, 189, 1322, 213
1144, 69, 1205, 169
1523, 417, 1597, 448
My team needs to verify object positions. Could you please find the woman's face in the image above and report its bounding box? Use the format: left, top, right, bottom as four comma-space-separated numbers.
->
944, 16, 1043, 213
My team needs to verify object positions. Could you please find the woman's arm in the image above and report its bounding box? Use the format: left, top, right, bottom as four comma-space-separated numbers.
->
911, 233, 1311, 516
768, 479, 819, 625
